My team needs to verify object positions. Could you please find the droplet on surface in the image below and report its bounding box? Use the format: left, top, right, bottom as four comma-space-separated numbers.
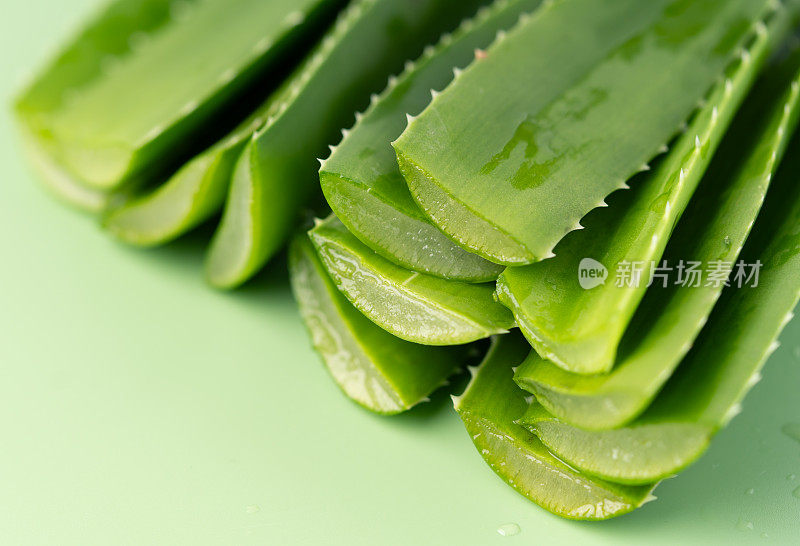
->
245, 504, 261, 514
724, 235, 732, 247
497, 523, 521, 537
746, 488, 755, 495
787, 474, 797, 482
793, 486, 800, 499
736, 519, 754, 531
782, 423, 800, 444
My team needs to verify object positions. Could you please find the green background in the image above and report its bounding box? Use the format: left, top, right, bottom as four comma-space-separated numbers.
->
1, 1, 799, 544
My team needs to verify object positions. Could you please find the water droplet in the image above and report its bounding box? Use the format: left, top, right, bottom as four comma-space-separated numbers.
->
746, 488, 755, 495
497, 523, 521, 537
724, 236, 732, 247
787, 474, 797, 482
245, 504, 261, 514
782, 423, 800, 444
793, 345, 800, 360
736, 519, 755, 531
793, 486, 800, 499
760, 532, 769, 539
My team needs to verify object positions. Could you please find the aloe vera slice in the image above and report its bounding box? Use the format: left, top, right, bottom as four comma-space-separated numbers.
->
320, 0, 542, 282
513, 51, 800, 430
101, 94, 279, 245
394, 0, 781, 266
496, 7, 793, 376
18, 127, 121, 213
289, 233, 463, 415
17, 0, 343, 190
517, 134, 800, 483
309, 216, 515, 346
454, 333, 656, 520
15, 0, 177, 211
204, 0, 493, 290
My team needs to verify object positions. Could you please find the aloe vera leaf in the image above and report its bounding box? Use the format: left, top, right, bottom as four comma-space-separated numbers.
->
204, 0, 493, 290
320, 0, 542, 282
15, 0, 180, 212
18, 0, 344, 190
289, 233, 463, 415
517, 130, 800, 484
454, 333, 656, 520
496, 7, 793, 376
394, 0, 781, 266
513, 50, 800, 430
309, 215, 515, 346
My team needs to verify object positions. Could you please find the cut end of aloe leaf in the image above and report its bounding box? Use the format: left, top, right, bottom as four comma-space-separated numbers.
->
456, 334, 657, 520
514, 357, 641, 431
103, 143, 238, 246
205, 139, 275, 289
289, 234, 461, 415
396, 150, 539, 265
320, 171, 504, 282
518, 402, 712, 485
496, 276, 618, 375
308, 215, 515, 346
17, 128, 115, 214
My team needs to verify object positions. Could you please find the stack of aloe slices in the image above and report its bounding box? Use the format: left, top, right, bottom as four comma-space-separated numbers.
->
15, 0, 800, 522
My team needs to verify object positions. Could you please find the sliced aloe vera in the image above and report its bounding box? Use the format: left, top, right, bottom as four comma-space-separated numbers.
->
320, 0, 542, 282
101, 95, 276, 245
496, 7, 792, 375
309, 216, 514, 346
289, 233, 463, 415
455, 333, 656, 520
518, 133, 800, 483
395, 0, 781, 266
204, 0, 492, 289
17, 0, 343, 191
513, 52, 800, 430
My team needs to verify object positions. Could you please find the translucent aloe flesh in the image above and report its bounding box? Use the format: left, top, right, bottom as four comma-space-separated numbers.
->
518, 129, 800, 483
320, 0, 542, 282
102, 95, 277, 246
513, 52, 800, 430
309, 216, 515, 346
18, 125, 126, 213
496, 6, 794, 376
289, 234, 463, 415
394, 0, 779, 266
16, 0, 343, 190
454, 334, 656, 520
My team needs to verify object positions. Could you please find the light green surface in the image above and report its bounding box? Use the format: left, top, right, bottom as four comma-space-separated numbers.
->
2, 1, 800, 544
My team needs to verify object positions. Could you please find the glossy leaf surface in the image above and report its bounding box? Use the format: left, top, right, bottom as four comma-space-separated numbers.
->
395, 0, 777, 265
518, 129, 800, 483
16, 0, 342, 190
497, 4, 793, 375
514, 50, 800, 429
